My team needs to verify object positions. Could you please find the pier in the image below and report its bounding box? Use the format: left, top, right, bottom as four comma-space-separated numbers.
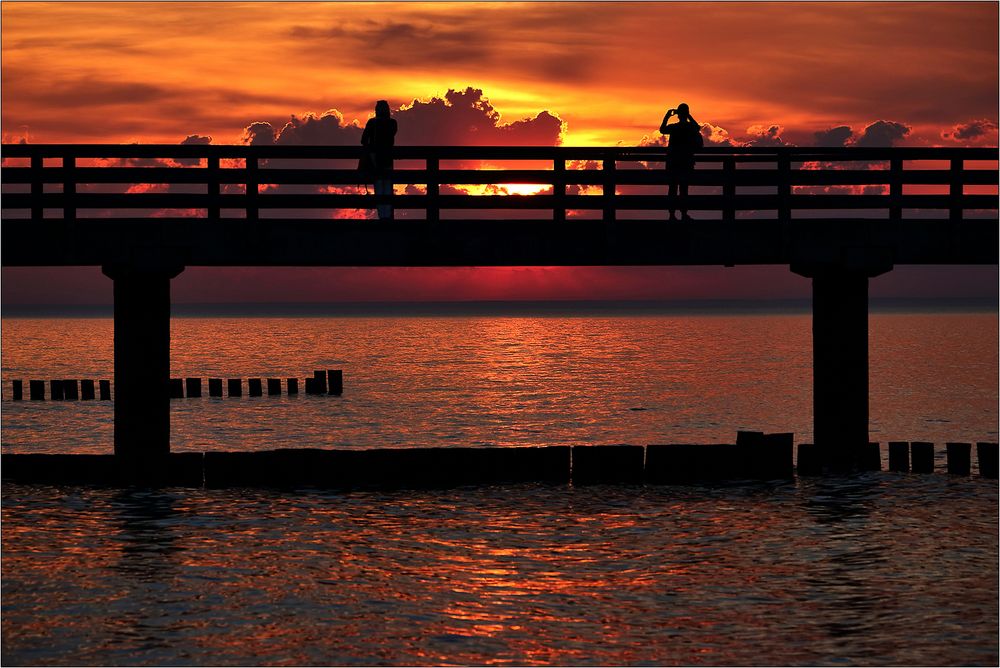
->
2, 143, 997, 481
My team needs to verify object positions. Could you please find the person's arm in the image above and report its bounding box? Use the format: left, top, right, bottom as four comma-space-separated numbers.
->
659, 110, 673, 134
361, 119, 372, 146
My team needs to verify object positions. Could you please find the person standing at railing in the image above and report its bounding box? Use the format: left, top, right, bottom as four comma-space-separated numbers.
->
659, 103, 703, 221
361, 100, 398, 220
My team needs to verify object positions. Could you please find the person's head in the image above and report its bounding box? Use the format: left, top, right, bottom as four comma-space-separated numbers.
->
375, 100, 390, 118
676, 103, 690, 119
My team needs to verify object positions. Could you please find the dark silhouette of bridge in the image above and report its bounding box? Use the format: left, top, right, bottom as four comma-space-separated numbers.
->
2, 143, 997, 479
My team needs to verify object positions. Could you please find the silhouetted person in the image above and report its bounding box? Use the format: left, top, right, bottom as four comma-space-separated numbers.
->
659, 103, 702, 220
361, 100, 397, 220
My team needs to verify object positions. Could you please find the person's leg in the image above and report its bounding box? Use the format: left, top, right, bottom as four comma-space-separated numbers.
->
375, 177, 392, 220
679, 162, 694, 219
668, 170, 678, 220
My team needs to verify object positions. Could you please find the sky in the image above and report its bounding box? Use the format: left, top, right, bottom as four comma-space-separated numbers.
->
1, 1, 998, 304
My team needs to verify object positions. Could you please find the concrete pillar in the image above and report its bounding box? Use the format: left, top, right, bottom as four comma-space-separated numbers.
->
793, 260, 890, 473
812, 271, 869, 470
103, 262, 183, 480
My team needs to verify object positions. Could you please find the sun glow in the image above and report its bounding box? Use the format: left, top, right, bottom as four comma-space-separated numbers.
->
500, 183, 550, 196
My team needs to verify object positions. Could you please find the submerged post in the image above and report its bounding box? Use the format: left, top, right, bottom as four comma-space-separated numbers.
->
102, 261, 184, 481
792, 259, 891, 472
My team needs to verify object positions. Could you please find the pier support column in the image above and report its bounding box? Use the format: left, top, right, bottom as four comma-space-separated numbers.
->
793, 260, 891, 472
102, 262, 184, 481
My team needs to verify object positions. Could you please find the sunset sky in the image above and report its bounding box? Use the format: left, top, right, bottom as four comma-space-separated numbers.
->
2, 1, 997, 304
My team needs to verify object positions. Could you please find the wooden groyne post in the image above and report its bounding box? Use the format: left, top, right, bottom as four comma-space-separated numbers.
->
169, 378, 184, 399
328, 370, 343, 395
911, 442, 935, 473
946, 442, 971, 475
888, 441, 909, 472
977, 442, 998, 478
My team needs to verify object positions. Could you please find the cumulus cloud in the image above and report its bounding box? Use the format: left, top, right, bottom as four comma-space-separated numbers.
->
238, 88, 564, 149
812, 125, 853, 147
393, 87, 564, 146
853, 120, 910, 147
941, 118, 999, 143
744, 124, 789, 147
241, 121, 278, 146
701, 123, 734, 146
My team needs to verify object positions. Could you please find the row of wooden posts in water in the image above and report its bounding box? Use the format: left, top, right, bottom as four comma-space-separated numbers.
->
796, 439, 997, 478
9, 370, 343, 401
4, 437, 998, 488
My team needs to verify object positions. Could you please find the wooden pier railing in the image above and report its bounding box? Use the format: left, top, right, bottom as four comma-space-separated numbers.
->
2, 144, 997, 222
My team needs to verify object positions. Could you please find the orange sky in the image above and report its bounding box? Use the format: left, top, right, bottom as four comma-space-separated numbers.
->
1, 2, 997, 305
2, 2, 998, 147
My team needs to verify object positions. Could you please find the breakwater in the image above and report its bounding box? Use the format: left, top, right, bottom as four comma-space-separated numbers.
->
10, 369, 343, 400
3, 439, 996, 488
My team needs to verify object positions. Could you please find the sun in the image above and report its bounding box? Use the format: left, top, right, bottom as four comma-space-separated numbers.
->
500, 183, 550, 196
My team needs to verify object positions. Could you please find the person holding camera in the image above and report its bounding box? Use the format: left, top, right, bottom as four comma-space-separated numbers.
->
659, 103, 702, 221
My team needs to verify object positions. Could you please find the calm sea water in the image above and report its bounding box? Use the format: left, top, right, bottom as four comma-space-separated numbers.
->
2, 477, 997, 666
1, 311, 997, 452
2, 310, 998, 665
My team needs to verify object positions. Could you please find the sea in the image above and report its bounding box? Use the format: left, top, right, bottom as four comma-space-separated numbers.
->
2, 303, 997, 665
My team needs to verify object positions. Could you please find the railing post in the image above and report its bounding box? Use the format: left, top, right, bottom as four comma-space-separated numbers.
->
246, 153, 259, 221
207, 154, 220, 220
889, 157, 903, 221
426, 156, 440, 222
63, 155, 76, 221
553, 156, 566, 221
723, 156, 736, 222
602, 153, 616, 222
950, 158, 963, 221
777, 152, 791, 221
31, 154, 43, 221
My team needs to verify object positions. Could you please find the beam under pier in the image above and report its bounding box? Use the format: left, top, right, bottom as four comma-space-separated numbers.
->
793, 260, 891, 472
102, 262, 184, 482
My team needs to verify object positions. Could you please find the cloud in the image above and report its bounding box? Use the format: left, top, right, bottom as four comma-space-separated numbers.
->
238, 88, 565, 149
241, 122, 277, 146
744, 124, 789, 147
701, 123, 735, 146
394, 87, 565, 146
812, 125, 854, 147
288, 19, 495, 70
853, 120, 910, 147
941, 118, 999, 143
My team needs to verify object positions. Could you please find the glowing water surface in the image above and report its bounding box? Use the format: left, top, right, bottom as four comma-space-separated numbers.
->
2, 476, 996, 666
1, 312, 997, 452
